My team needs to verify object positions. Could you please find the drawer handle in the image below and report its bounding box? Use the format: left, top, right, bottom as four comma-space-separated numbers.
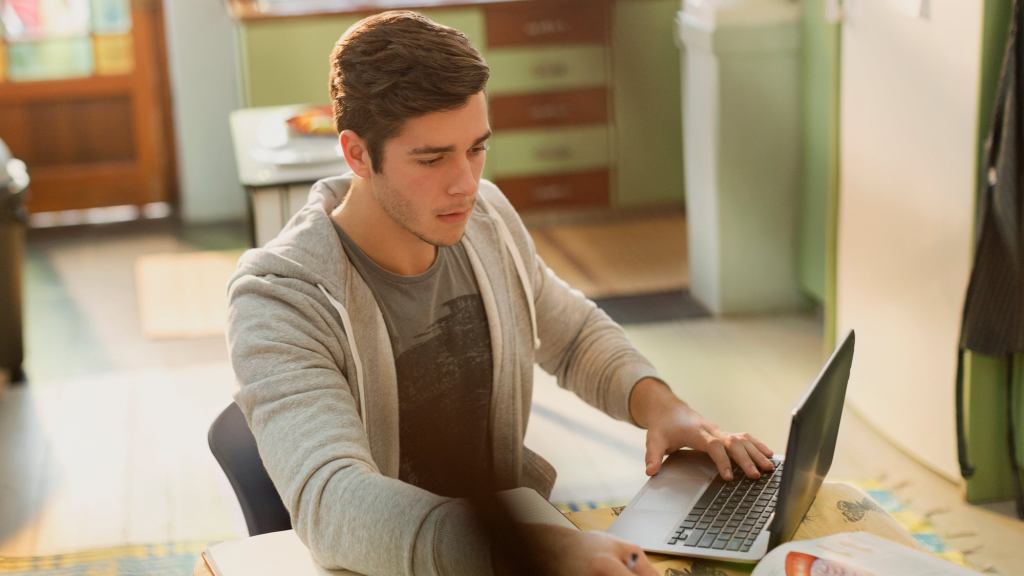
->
528, 103, 570, 121
531, 185, 572, 201
532, 61, 569, 79
535, 146, 572, 161
525, 19, 569, 37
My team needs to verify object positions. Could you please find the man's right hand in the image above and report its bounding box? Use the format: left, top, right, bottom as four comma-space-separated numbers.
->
525, 524, 659, 576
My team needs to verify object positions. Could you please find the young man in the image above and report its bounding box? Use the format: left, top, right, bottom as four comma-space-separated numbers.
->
227, 11, 775, 576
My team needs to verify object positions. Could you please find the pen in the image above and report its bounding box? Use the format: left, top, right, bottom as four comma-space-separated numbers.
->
626, 552, 638, 573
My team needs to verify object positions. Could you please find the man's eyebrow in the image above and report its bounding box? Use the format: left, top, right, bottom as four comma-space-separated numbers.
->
472, 130, 493, 147
409, 130, 492, 155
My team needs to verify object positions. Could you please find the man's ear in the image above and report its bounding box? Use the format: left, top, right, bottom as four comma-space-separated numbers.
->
339, 130, 373, 178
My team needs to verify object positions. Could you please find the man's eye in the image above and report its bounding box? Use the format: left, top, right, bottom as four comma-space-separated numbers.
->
470, 145, 489, 156
418, 157, 442, 166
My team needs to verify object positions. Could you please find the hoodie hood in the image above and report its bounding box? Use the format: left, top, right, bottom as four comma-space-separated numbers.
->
229, 175, 355, 299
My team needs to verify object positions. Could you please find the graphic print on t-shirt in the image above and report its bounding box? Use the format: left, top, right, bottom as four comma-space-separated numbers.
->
332, 221, 494, 498
395, 293, 493, 497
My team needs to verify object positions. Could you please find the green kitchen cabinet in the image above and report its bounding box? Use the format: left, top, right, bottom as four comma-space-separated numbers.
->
486, 45, 608, 95
486, 125, 611, 179
233, 0, 685, 211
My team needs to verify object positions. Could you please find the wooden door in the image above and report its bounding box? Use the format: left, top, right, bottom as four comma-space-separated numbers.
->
0, 0, 176, 213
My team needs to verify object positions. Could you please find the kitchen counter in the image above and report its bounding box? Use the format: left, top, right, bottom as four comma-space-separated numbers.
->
229, 105, 347, 187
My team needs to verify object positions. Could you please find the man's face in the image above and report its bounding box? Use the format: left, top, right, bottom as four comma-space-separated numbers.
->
367, 92, 491, 248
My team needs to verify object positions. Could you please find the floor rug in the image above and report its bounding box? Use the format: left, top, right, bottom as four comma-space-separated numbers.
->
0, 542, 207, 576
135, 251, 243, 340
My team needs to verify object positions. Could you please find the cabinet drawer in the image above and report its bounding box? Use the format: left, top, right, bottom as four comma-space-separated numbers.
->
495, 170, 609, 211
487, 125, 610, 179
490, 88, 608, 130
484, 1, 609, 48
487, 45, 607, 96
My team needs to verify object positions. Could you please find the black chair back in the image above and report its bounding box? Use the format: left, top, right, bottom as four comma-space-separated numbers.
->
208, 402, 291, 536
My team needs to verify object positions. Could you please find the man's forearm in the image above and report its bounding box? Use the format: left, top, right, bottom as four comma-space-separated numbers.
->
628, 377, 689, 428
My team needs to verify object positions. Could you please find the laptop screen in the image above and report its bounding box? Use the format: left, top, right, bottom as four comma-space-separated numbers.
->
768, 330, 855, 549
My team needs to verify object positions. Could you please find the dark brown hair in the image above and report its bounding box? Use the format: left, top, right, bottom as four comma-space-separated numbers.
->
329, 11, 490, 173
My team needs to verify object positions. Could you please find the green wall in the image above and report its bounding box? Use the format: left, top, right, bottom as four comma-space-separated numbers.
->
798, 0, 838, 310
976, 0, 1013, 189
800, 0, 839, 350
962, 0, 1019, 504
239, 9, 487, 107
964, 352, 1024, 502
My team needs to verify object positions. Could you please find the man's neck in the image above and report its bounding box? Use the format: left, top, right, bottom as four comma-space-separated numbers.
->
331, 175, 437, 276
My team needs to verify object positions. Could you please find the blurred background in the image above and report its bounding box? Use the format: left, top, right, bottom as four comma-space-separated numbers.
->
0, 0, 1022, 574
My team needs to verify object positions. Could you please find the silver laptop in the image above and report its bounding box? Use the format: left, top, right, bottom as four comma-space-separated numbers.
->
608, 331, 855, 563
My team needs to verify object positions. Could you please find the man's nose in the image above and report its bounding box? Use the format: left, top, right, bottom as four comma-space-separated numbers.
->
448, 156, 478, 197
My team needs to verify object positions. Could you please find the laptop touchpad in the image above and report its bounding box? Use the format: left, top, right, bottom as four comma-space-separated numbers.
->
633, 451, 716, 513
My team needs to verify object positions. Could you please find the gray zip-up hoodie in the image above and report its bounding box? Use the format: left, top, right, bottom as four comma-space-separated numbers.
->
226, 175, 661, 575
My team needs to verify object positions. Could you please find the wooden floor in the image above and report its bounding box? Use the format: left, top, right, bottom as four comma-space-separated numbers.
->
0, 218, 1021, 574
530, 213, 688, 298
1, 221, 250, 556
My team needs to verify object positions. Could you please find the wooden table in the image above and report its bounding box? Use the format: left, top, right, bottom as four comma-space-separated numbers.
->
195, 482, 919, 576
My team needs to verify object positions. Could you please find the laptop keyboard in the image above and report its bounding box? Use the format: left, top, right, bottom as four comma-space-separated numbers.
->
667, 458, 784, 552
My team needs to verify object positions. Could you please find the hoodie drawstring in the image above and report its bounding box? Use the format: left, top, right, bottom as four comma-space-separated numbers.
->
481, 200, 540, 350
317, 283, 369, 433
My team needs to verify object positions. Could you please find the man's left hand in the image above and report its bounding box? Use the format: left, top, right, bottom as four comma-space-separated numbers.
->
628, 378, 775, 481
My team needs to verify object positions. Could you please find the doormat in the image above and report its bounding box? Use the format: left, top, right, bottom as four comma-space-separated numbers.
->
594, 289, 709, 325
135, 251, 243, 340
529, 214, 688, 300
0, 541, 207, 575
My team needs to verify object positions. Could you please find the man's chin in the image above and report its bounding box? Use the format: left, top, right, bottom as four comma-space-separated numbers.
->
433, 232, 466, 247
416, 228, 466, 248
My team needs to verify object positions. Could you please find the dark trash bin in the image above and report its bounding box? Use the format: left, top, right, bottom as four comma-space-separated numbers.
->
0, 138, 29, 383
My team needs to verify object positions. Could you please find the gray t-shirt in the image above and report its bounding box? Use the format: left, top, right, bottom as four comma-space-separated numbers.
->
334, 223, 493, 498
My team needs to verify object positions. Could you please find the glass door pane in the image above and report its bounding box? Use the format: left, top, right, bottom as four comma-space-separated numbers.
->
2, 0, 91, 40
91, 0, 131, 34
7, 36, 93, 80
0, 0, 133, 82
